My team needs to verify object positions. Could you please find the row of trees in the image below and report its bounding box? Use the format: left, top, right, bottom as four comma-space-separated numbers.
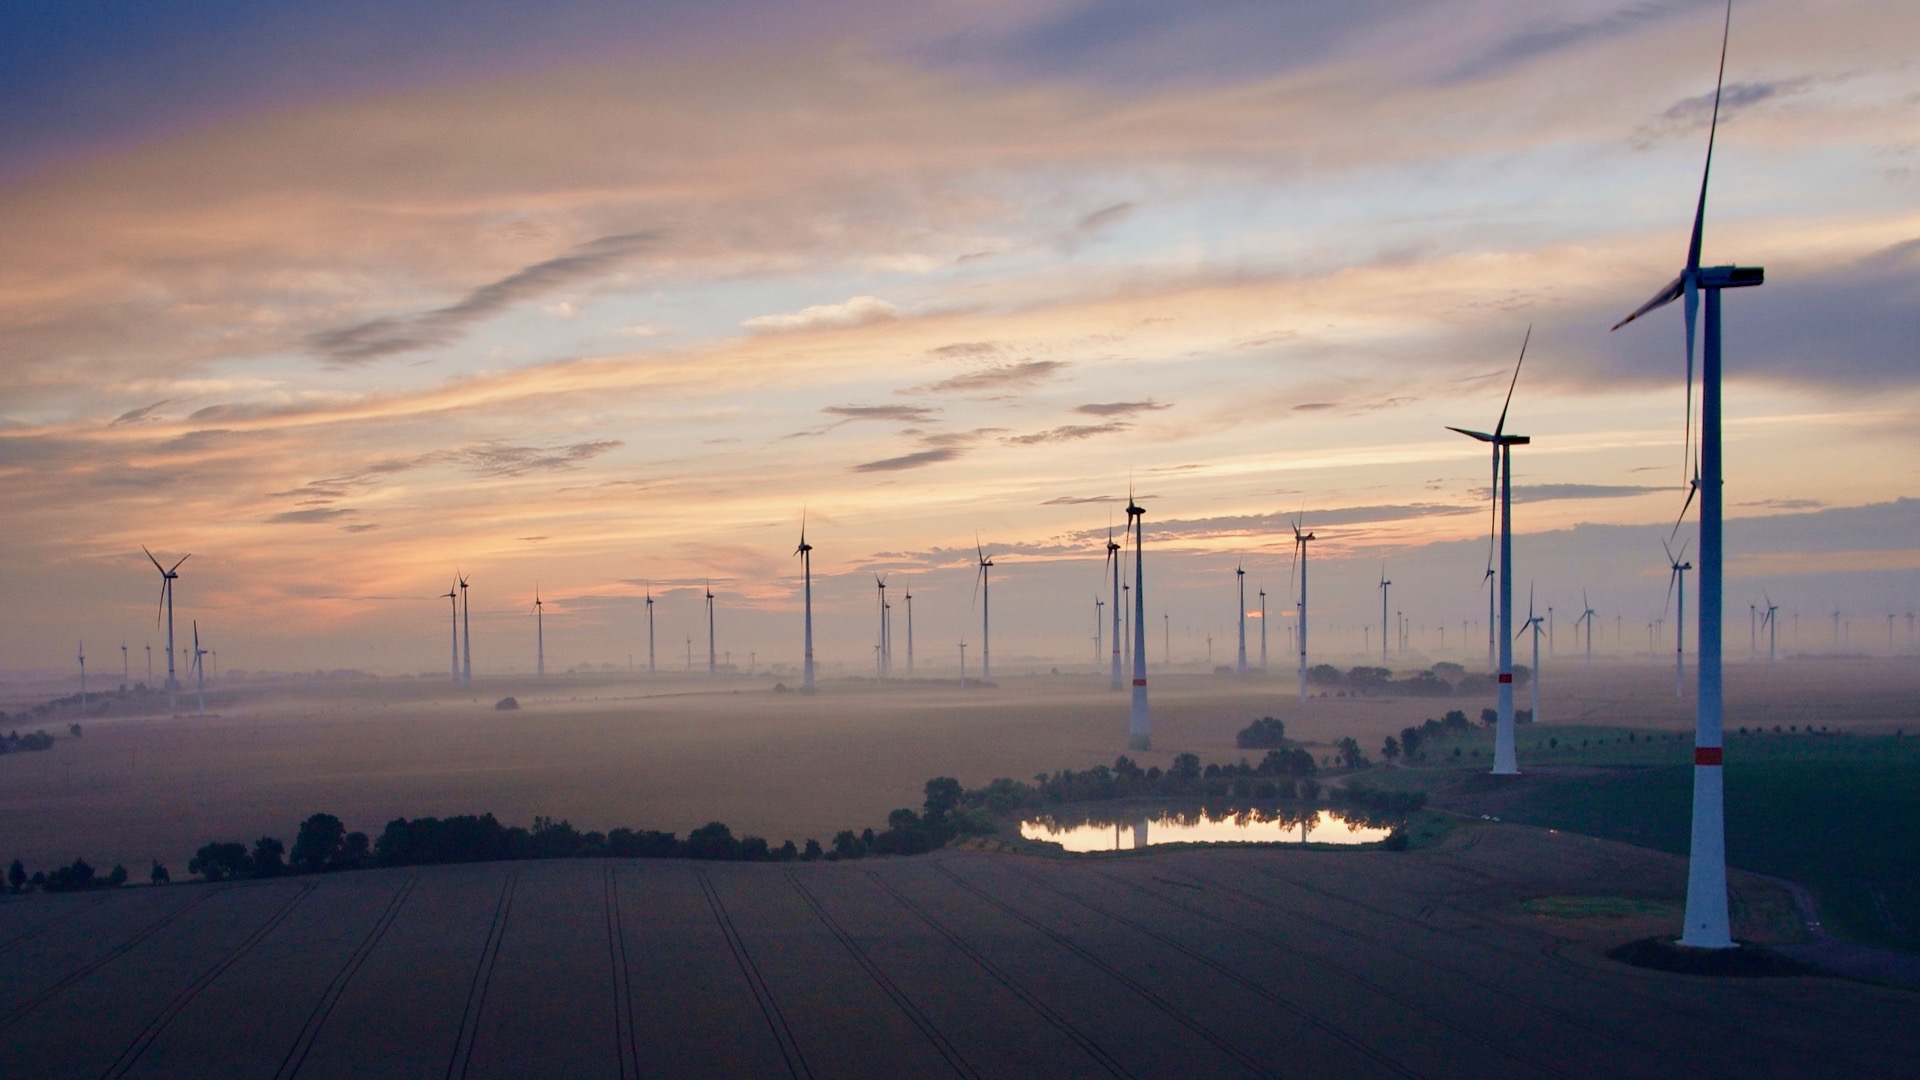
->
0, 729, 59, 755
1304, 663, 1531, 697
6, 857, 151, 893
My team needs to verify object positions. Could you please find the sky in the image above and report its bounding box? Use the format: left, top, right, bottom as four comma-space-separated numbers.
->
2, 0, 1917, 679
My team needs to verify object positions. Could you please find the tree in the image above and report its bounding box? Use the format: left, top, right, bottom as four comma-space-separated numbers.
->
802, 838, 824, 860
150, 861, 170, 886
45, 858, 96, 892
1171, 753, 1202, 782
290, 813, 346, 873
7, 859, 23, 892
887, 808, 921, 831
832, 829, 865, 860
1235, 717, 1288, 749
251, 836, 286, 877
107, 864, 129, 887
190, 842, 249, 881
1444, 709, 1470, 730
1381, 736, 1401, 764
1335, 737, 1368, 770
1480, 708, 1498, 727
1400, 726, 1424, 758
687, 821, 740, 861
922, 777, 963, 819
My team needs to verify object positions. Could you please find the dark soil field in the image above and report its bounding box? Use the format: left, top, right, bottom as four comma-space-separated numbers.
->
3, 831, 1917, 1079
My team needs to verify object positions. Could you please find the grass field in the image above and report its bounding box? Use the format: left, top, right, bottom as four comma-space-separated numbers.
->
1363, 726, 1920, 953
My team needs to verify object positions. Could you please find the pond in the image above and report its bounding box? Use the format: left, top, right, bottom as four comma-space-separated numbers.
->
1019, 806, 1395, 852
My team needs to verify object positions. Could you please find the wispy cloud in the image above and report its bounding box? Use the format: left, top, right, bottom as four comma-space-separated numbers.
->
1004, 422, 1128, 445
456, 440, 624, 477
308, 232, 657, 364
744, 295, 899, 332
109, 400, 173, 426
915, 360, 1069, 395
1471, 483, 1665, 504
268, 507, 360, 525
823, 404, 937, 422
1075, 400, 1167, 416
852, 447, 962, 472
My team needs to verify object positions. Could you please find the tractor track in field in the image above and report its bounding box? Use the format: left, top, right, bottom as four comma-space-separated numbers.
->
695, 868, 810, 1079
604, 866, 640, 1080
273, 875, 418, 1080
101, 882, 316, 1079
444, 868, 517, 1080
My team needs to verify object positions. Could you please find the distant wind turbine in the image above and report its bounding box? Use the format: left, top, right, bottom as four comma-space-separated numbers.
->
459, 573, 472, 685
1106, 527, 1123, 691
144, 547, 189, 712
1258, 586, 1268, 670
77, 642, 86, 710
444, 583, 459, 687
1609, 0, 1763, 950
120, 642, 128, 692
534, 587, 545, 679
1665, 539, 1692, 698
1446, 327, 1531, 775
1126, 487, 1150, 749
975, 539, 993, 682
706, 580, 716, 677
1764, 593, 1778, 663
1520, 586, 1544, 726
1378, 566, 1391, 666
192, 622, 208, 717
1576, 591, 1596, 667
1290, 518, 1314, 703
1235, 563, 1248, 678
795, 520, 814, 691
904, 579, 915, 676
645, 586, 656, 674
874, 574, 889, 678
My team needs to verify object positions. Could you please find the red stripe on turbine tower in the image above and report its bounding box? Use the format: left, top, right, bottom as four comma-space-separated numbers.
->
1695, 747, 1723, 766
1498, 673, 1512, 683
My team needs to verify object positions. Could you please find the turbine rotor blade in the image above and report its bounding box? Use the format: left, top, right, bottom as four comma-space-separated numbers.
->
1611, 275, 1685, 331
1493, 324, 1530, 439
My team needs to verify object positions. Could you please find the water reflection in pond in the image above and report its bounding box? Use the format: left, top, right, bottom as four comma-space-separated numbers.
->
1020, 807, 1394, 852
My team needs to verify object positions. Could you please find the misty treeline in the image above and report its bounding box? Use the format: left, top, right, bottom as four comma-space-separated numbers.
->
6, 856, 137, 894
1304, 662, 1530, 697
0, 728, 61, 755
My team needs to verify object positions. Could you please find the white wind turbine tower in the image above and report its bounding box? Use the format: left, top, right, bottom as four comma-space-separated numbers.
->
443, 583, 459, 687
1610, 0, 1763, 949
121, 642, 129, 692
904, 579, 915, 676
1447, 327, 1531, 776
1521, 586, 1544, 725
975, 539, 994, 682
795, 521, 815, 691
534, 587, 545, 679
144, 547, 189, 712
1106, 527, 1123, 691
1665, 540, 1692, 698
1125, 488, 1150, 749
77, 642, 87, 709
1290, 518, 1314, 703
1483, 566, 1497, 672
459, 573, 472, 686
192, 622, 208, 717
874, 574, 889, 678
1764, 594, 1777, 663
705, 580, 717, 678
1577, 590, 1596, 666
1378, 565, 1391, 666
1235, 563, 1248, 678
1259, 586, 1268, 670
645, 586, 656, 674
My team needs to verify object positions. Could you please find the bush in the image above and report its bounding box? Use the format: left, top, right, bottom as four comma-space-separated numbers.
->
190, 842, 251, 881
1235, 717, 1288, 749
494, 697, 519, 711
43, 858, 97, 892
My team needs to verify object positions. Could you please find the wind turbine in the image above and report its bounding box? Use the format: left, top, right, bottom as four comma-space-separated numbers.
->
145, 643, 152, 686
1611, 0, 1764, 951
1126, 488, 1150, 749
975, 539, 993, 682
143, 547, 189, 712
795, 521, 815, 691
1577, 590, 1596, 666
1764, 593, 1778, 663
1106, 527, 1123, 690
1447, 327, 1531, 776
705, 580, 716, 677
1094, 597, 1104, 664
958, 642, 967, 689
874, 574, 889, 678
645, 587, 656, 674
192, 622, 208, 717
1290, 518, 1313, 703
534, 587, 545, 679
1665, 539, 1692, 698
1378, 566, 1391, 666
443, 583, 459, 686
1520, 586, 1544, 726
120, 642, 128, 692
904, 579, 915, 676
77, 642, 86, 710
459, 573, 472, 686
1483, 567, 1497, 672
1235, 564, 1248, 678
1258, 587, 1268, 670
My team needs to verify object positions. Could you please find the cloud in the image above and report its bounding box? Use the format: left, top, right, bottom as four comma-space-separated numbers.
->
1633, 78, 1813, 145
109, 400, 173, 426
743, 295, 900, 332
308, 232, 657, 363
1055, 201, 1136, 251
1449, 1, 1709, 83
822, 404, 938, 422
915, 360, 1069, 395
1293, 402, 1336, 411
1099, 502, 1474, 543
268, 507, 359, 524
1075, 400, 1167, 416
929, 342, 1003, 358
852, 447, 963, 472
1004, 422, 1129, 445
456, 439, 623, 477
1041, 494, 1119, 505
